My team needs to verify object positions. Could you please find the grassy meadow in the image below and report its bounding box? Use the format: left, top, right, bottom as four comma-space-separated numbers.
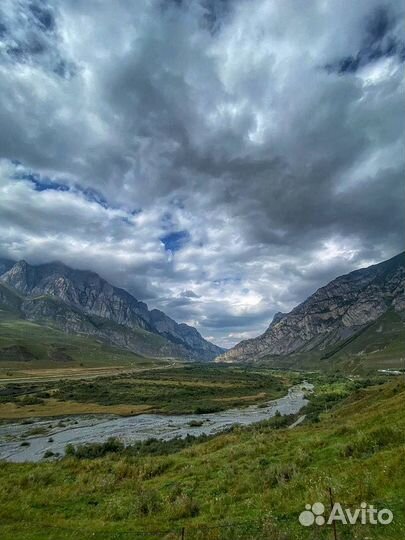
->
0, 307, 404, 539
259, 310, 405, 374
0, 376, 404, 539
0, 364, 293, 419
0, 312, 167, 374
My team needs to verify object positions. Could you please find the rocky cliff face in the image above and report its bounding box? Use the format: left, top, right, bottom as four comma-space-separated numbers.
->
1, 260, 151, 329
216, 252, 405, 363
149, 309, 222, 359
0, 259, 224, 361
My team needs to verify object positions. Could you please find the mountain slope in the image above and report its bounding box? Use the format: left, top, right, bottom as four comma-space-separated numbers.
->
216, 252, 405, 364
0, 259, 224, 361
0, 312, 161, 369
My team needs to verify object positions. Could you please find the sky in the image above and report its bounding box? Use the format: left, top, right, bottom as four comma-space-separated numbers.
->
0, 0, 404, 348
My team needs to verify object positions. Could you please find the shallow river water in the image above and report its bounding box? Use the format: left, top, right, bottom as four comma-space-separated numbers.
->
0, 383, 313, 462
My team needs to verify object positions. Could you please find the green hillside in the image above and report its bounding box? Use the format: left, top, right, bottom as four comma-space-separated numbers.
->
260, 310, 405, 374
0, 377, 404, 539
0, 311, 159, 370
325, 310, 405, 368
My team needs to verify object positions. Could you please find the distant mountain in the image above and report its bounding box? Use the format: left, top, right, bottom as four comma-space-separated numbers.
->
216, 252, 405, 365
0, 259, 224, 361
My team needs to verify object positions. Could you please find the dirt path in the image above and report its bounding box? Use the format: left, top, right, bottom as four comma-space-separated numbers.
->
288, 414, 306, 429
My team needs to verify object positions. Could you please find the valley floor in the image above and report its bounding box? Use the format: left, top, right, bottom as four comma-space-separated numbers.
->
0, 374, 404, 539
0, 364, 292, 419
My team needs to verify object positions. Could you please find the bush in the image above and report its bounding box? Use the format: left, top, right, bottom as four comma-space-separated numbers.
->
19, 470, 55, 487
65, 437, 125, 459
267, 413, 292, 429
18, 396, 44, 406
343, 426, 404, 458
250, 414, 295, 432
188, 420, 204, 427
139, 459, 172, 480
126, 435, 209, 457
65, 434, 211, 460
170, 494, 200, 519
194, 406, 221, 414
26, 427, 48, 436
134, 489, 162, 516
264, 463, 296, 487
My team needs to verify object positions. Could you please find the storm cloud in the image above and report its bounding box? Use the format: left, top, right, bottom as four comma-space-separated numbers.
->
0, 0, 403, 347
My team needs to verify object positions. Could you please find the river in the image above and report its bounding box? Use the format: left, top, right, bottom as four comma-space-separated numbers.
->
0, 383, 313, 462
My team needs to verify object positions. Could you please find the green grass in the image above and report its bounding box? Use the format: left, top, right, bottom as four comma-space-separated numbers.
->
0, 290, 189, 370
260, 310, 405, 374
0, 364, 293, 416
0, 283, 23, 313
0, 378, 404, 539
53, 364, 291, 413
0, 314, 161, 370
328, 310, 405, 370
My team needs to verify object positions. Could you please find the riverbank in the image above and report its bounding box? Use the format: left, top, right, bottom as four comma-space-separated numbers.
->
0, 364, 295, 419
0, 383, 312, 462
0, 379, 403, 539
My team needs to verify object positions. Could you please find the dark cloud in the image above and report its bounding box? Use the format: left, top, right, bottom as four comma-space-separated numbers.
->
0, 0, 403, 347
0, 0, 75, 78
161, 0, 234, 33
200, 0, 233, 34
29, 2, 56, 32
326, 5, 405, 73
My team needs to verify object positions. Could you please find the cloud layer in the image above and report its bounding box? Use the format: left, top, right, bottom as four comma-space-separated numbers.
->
0, 0, 403, 347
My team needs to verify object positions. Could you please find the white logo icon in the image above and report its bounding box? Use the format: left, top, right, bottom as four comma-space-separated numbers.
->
299, 502, 325, 526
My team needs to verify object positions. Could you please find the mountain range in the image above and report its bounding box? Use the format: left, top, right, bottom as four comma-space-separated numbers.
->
0, 253, 404, 368
0, 259, 224, 361
216, 252, 405, 366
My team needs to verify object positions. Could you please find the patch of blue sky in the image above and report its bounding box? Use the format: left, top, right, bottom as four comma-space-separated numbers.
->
160, 230, 190, 252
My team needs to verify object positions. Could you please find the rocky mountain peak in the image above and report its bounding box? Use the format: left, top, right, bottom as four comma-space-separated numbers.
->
0, 259, 224, 361
216, 252, 405, 363
270, 312, 286, 326
0, 257, 15, 275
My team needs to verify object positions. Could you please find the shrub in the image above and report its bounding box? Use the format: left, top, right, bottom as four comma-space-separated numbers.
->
104, 498, 132, 521
264, 463, 296, 487
267, 413, 292, 429
26, 427, 48, 436
134, 489, 162, 516
250, 414, 295, 432
65, 434, 211, 461
18, 396, 44, 406
170, 494, 200, 519
188, 420, 204, 427
19, 470, 55, 487
65, 437, 125, 459
139, 459, 172, 480
194, 406, 221, 414
126, 435, 209, 457
343, 426, 404, 458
